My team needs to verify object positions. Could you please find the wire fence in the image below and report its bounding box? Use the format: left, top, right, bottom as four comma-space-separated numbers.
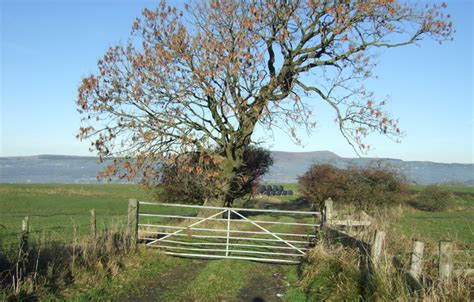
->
0, 211, 127, 254
0, 213, 89, 218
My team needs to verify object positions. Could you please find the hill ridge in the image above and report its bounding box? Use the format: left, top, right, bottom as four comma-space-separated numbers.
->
0, 152, 473, 185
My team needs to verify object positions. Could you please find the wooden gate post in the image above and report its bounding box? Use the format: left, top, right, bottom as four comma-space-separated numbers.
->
439, 241, 453, 282
321, 198, 333, 228
128, 199, 139, 247
90, 209, 97, 238
370, 230, 385, 267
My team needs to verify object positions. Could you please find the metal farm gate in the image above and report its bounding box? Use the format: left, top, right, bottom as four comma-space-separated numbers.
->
137, 202, 320, 264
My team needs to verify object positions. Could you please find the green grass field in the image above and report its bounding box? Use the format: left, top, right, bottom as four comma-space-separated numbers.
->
395, 184, 474, 245
409, 184, 474, 194
0, 184, 153, 250
394, 210, 473, 244
1, 182, 472, 248
1, 182, 473, 300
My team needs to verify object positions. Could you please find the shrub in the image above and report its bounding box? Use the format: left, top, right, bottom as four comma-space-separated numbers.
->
155, 162, 208, 205
154, 146, 273, 206
297, 164, 347, 205
298, 163, 407, 211
410, 185, 454, 211
343, 165, 408, 210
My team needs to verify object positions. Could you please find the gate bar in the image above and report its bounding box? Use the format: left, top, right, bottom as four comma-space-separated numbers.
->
139, 201, 320, 215
157, 251, 301, 264
231, 209, 306, 255
153, 239, 311, 250
146, 209, 227, 246
141, 233, 308, 244
139, 214, 319, 227
226, 209, 230, 256
139, 224, 317, 237
156, 245, 303, 257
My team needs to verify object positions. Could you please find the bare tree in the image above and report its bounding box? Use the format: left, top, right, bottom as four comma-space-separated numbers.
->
77, 0, 452, 206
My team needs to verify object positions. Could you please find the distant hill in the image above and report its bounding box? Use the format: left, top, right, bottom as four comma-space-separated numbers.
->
0, 152, 473, 186
0, 155, 117, 184
266, 151, 474, 185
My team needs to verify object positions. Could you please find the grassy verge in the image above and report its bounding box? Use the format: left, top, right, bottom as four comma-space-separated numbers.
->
71, 249, 195, 301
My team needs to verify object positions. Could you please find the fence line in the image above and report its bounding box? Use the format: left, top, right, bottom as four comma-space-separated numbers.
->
319, 198, 474, 292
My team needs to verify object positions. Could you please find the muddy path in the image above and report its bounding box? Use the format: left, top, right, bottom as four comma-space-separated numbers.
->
118, 259, 206, 302
237, 266, 288, 302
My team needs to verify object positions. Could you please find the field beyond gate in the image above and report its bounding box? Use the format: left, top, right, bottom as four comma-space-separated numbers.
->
137, 202, 321, 264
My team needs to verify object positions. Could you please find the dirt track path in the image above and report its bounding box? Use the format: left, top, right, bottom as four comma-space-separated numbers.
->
118, 259, 289, 302
118, 259, 206, 302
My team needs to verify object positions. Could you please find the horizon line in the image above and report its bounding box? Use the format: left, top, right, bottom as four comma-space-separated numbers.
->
1, 152, 473, 165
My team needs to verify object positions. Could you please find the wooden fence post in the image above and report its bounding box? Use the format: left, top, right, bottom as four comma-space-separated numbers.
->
128, 199, 139, 247
13, 216, 30, 293
407, 240, 424, 291
439, 241, 453, 282
90, 209, 97, 238
20, 216, 29, 254
370, 230, 385, 267
409, 240, 424, 279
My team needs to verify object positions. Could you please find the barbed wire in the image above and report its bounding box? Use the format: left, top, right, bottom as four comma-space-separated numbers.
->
0, 224, 96, 234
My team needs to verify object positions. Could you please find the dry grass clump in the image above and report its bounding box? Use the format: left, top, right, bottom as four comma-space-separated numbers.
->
296, 235, 472, 301
298, 241, 363, 301
0, 226, 131, 300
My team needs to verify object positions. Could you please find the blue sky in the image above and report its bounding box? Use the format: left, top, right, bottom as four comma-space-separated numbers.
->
1, 0, 473, 163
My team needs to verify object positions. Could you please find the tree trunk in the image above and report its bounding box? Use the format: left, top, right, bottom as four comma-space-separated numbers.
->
197, 149, 242, 216
197, 121, 254, 217
197, 197, 223, 217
